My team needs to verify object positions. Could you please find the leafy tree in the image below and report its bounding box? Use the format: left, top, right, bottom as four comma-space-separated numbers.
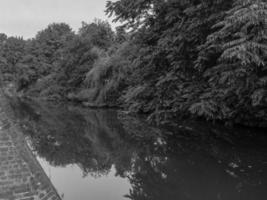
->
58, 35, 98, 89
194, 0, 267, 125
82, 40, 138, 106
0, 36, 26, 83
34, 23, 74, 63
0, 33, 7, 44
1, 0, 266, 127
79, 19, 114, 50
11, 24, 75, 92
106, 0, 234, 124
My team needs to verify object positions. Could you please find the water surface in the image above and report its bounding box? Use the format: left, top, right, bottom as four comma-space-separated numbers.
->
10, 98, 267, 200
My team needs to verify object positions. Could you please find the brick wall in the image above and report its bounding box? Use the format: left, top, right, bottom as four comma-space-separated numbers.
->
0, 93, 61, 200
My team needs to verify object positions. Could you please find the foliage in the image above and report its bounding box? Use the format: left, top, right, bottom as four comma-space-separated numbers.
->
195, 0, 267, 125
0, 21, 110, 100
79, 19, 114, 50
106, 0, 267, 126
82, 41, 138, 105
106, 0, 231, 122
0, 1, 266, 127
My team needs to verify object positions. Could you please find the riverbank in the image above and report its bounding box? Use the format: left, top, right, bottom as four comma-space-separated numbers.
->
3, 93, 267, 200
2, 80, 266, 140
0, 90, 61, 200
6, 89, 267, 146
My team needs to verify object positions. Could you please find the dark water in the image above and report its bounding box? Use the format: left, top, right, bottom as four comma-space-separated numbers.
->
9, 98, 267, 200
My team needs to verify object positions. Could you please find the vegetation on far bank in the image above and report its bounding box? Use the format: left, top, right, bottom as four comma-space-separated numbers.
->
0, 0, 267, 127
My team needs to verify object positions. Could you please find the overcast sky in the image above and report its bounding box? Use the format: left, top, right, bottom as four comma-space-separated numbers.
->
0, 0, 117, 39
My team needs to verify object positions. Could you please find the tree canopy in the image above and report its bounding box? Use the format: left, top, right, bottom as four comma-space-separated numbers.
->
0, 0, 266, 127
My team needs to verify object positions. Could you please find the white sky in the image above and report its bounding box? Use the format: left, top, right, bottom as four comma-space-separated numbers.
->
0, 0, 117, 39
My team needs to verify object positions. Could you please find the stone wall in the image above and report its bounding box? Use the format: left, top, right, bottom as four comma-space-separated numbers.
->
0, 92, 61, 200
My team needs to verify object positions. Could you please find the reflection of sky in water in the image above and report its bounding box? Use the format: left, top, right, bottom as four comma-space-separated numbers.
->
38, 157, 131, 200
10, 99, 267, 200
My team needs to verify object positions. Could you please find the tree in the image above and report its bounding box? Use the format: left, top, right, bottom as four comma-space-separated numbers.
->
194, 0, 267, 125
58, 35, 98, 88
106, 0, 234, 124
0, 36, 26, 83
34, 23, 74, 66
79, 19, 114, 50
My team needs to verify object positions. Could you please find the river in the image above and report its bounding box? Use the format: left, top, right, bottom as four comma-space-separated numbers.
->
7, 98, 267, 200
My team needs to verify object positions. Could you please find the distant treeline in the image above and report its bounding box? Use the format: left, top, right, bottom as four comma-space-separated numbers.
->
0, 0, 266, 127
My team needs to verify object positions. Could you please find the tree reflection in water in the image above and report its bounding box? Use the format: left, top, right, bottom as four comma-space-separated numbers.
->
10, 98, 267, 200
